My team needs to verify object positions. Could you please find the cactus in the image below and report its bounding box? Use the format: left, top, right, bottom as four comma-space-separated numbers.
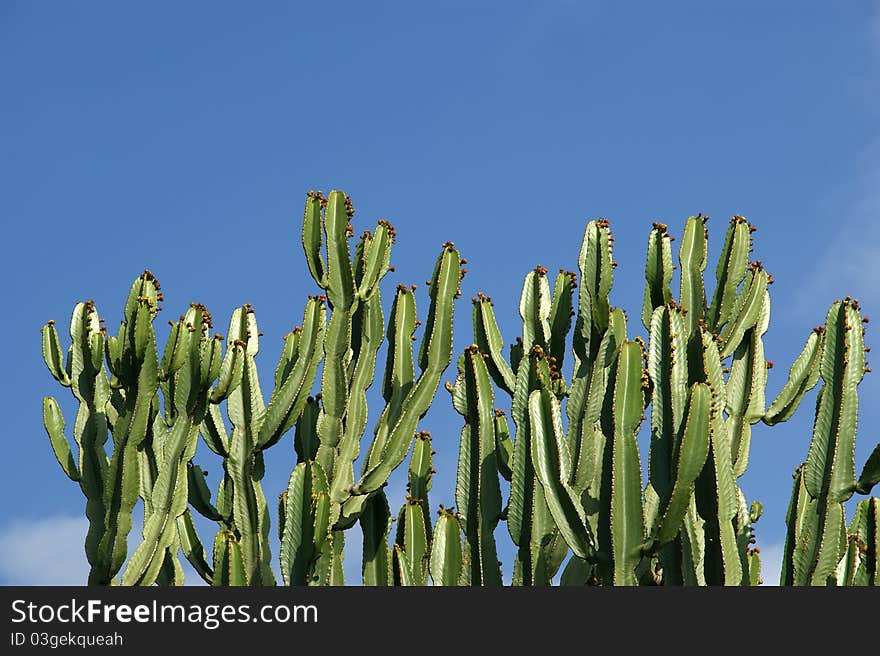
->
43, 274, 163, 584
350, 242, 462, 503
301, 192, 461, 508
460, 214, 848, 586
183, 298, 326, 586
123, 307, 200, 585
41, 190, 468, 587
469, 270, 578, 586
279, 460, 331, 585
429, 508, 465, 586
840, 497, 878, 586
392, 432, 434, 586
393, 498, 431, 586
780, 299, 879, 585
449, 345, 504, 585
41, 273, 252, 585
291, 191, 463, 585
360, 490, 393, 586
41, 190, 878, 586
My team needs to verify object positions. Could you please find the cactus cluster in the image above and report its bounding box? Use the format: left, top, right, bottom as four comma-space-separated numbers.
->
450, 214, 877, 585
40, 192, 878, 585
779, 299, 879, 585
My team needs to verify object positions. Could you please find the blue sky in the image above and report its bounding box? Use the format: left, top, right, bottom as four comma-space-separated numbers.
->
2, 1, 879, 585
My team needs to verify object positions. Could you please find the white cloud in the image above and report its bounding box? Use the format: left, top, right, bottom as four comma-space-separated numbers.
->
758, 542, 783, 587
0, 515, 223, 586
0, 516, 89, 585
0, 515, 790, 586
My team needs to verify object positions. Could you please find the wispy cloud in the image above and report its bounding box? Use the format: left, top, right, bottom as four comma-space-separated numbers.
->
806, 222, 880, 308
759, 542, 783, 587
795, 142, 880, 320
794, 5, 880, 317
871, 1, 880, 43
0, 515, 89, 585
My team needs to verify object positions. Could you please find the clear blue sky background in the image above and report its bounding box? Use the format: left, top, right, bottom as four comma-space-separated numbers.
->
2, 0, 879, 585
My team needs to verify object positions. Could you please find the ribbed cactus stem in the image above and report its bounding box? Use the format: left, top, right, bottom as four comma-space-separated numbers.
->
782, 298, 871, 585
123, 302, 223, 586
393, 498, 430, 586
348, 242, 461, 503
764, 327, 824, 426
678, 215, 708, 336
280, 461, 330, 585
359, 490, 393, 586
391, 431, 434, 586
641, 222, 674, 331
805, 299, 865, 502
706, 216, 751, 333
430, 509, 465, 586
841, 497, 878, 586
608, 340, 647, 585
857, 444, 880, 495
453, 345, 503, 586
725, 285, 769, 477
